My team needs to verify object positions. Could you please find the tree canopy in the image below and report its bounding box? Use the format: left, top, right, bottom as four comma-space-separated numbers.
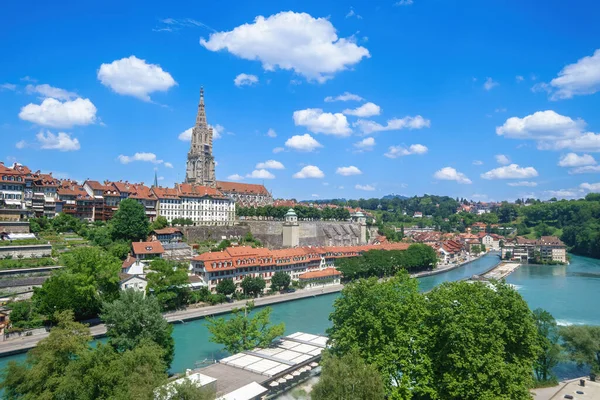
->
207, 302, 284, 354
533, 308, 561, 383
270, 271, 291, 291
111, 198, 150, 242
146, 259, 191, 311
240, 276, 266, 297
312, 349, 385, 400
327, 273, 540, 399
215, 279, 236, 296
560, 325, 600, 374
101, 290, 175, 369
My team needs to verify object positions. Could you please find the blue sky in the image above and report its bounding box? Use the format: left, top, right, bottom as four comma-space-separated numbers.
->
2, 0, 600, 201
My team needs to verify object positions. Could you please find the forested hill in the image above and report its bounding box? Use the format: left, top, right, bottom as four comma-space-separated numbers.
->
517, 194, 600, 259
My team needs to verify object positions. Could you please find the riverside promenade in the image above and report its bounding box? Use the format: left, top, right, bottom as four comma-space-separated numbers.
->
0, 254, 495, 357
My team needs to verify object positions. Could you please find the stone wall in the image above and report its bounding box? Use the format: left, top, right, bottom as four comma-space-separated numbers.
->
0, 244, 52, 259
0, 221, 30, 234
183, 221, 363, 249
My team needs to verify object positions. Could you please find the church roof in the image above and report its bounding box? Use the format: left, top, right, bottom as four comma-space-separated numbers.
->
216, 181, 270, 196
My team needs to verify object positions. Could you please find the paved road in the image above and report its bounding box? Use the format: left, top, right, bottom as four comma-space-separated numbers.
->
0, 257, 488, 357
0, 284, 344, 356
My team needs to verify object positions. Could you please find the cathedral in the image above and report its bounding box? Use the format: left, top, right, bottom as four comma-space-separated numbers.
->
185, 88, 274, 207
185, 88, 216, 187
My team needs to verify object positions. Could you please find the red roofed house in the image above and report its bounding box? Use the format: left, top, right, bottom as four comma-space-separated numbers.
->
120, 240, 165, 293
298, 268, 341, 287
216, 181, 273, 207
191, 242, 411, 293
150, 227, 184, 244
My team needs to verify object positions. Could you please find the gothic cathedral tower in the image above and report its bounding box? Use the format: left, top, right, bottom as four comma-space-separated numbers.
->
185, 87, 216, 187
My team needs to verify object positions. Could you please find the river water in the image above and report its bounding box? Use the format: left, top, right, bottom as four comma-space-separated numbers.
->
1, 253, 598, 381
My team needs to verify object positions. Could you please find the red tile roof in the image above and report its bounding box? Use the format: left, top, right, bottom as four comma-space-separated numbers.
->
152, 227, 183, 235
299, 268, 341, 280
216, 181, 270, 196
132, 241, 164, 255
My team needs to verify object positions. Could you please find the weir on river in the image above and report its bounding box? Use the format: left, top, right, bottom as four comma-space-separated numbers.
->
0, 252, 598, 381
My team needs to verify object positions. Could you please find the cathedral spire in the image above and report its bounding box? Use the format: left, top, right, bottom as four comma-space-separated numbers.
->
195, 87, 207, 127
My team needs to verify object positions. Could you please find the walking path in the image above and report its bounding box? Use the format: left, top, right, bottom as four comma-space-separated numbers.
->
483, 262, 521, 280
0, 254, 492, 357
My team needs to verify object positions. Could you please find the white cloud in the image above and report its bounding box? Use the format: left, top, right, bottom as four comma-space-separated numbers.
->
354, 115, 430, 134
324, 92, 363, 102
336, 166, 362, 176
266, 128, 277, 138
580, 182, 600, 191
234, 73, 258, 87
343, 102, 381, 117
395, 0, 413, 5
36, 131, 80, 151
507, 181, 538, 187
495, 108, 507, 113
285, 134, 323, 152
546, 132, 600, 152
483, 77, 499, 91
19, 98, 97, 128
178, 124, 224, 141
15, 140, 27, 149
178, 127, 193, 141
569, 165, 600, 174
227, 174, 244, 181
118, 152, 164, 165
481, 164, 538, 180
516, 75, 524, 82
97, 55, 177, 101
496, 110, 584, 140
495, 154, 510, 165
354, 137, 375, 151
345, 7, 362, 19
312, 194, 320, 197
434, 167, 472, 184
200, 11, 370, 83
473, 160, 483, 165
158, 176, 164, 181
164, 162, 173, 168
545, 189, 580, 198
256, 160, 285, 170
247, 169, 275, 179
558, 153, 596, 167
293, 165, 325, 179
0, 83, 17, 91
355, 184, 375, 191
25, 84, 77, 101
547, 49, 600, 100
293, 108, 351, 136
273, 147, 285, 153
384, 144, 428, 158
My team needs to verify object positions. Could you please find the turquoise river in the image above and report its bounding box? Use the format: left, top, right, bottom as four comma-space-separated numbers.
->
0, 253, 598, 380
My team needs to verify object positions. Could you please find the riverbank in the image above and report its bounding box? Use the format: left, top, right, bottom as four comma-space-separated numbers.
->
0, 253, 499, 358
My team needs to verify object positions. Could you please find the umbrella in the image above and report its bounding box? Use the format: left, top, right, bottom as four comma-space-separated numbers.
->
309, 362, 319, 367
303, 365, 312, 371
269, 381, 279, 387
284, 374, 294, 380
292, 370, 302, 376
277, 378, 287, 384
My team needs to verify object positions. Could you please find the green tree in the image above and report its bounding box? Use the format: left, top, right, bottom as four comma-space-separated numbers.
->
270, 271, 291, 291
151, 215, 169, 231
240, 276, 266, 297
533, 308, 561, 383
0, 310, 92, 399
312, 349, 385, 400
207, 302, 284, 354
111, 198, 150, 242
327, 272, 434, 398
155, 378, 216, 400
33, 247, 121, 320
146, 259, 191, 311
215, 279, 236, 296
7, 300, 35, 327
51, 212, 82, 233
101, 290, 175, 369
560, 325, 600, 375
426, 281, 539, 399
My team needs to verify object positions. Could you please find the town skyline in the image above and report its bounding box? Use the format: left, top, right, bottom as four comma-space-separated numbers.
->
2, 0, 600, 202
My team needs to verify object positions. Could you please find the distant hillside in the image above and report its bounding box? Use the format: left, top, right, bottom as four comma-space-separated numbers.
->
382, 194, 408, 200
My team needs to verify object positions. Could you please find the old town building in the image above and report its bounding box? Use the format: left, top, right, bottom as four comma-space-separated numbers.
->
191, 242, 410, 292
